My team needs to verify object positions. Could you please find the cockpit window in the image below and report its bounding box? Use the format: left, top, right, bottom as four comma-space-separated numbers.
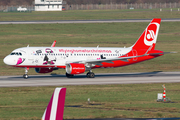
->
10, 52, 22, 56
10, 53, 15, 55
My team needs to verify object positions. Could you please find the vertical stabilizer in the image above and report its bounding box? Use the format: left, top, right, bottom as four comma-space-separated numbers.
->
132, 18, 161, 55
42, 87, 66, 120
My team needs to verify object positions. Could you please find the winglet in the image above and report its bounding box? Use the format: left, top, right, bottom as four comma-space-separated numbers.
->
42, 87, 66, 120
51, 40, 56, 47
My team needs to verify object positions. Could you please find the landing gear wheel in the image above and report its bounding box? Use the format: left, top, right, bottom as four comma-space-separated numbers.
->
66, 73, 74, 78
87, 72, 95, 78
23, 74, 29, 79
23, 67, 29, 79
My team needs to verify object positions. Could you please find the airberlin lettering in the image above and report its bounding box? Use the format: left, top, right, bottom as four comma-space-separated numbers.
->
59, 49, 112, 53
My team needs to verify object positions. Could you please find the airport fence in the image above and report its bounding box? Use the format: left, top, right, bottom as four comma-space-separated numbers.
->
0, 2, 180, 12
64, 2, 180, 10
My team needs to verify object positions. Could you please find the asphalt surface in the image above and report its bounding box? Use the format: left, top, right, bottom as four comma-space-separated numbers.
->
1, 18, 180, 24
0, 72, 180, 87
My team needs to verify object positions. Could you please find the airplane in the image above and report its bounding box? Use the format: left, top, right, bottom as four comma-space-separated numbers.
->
41, 87, 66, 120
3, 18, 168, 79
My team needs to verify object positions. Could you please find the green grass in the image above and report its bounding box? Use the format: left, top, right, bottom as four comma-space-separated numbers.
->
0, 83, 180, 119
0, 21, 180, 76
0, 9, 180, 21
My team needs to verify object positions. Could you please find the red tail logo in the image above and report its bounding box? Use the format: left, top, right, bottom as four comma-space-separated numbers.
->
144, 22, 158, 46
147, 30, 155, 40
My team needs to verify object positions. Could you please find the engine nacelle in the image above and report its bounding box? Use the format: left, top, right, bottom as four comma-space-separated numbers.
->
35, 68, 54, 73
66, 63, 86, 74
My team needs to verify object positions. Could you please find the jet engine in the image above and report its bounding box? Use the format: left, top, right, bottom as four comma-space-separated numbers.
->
35, 68, 54, 73
66, 63, 86, 74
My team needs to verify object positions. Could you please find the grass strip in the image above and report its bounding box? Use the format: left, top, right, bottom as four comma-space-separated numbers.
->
0, 9, 180, 21
0, 83, 180, 119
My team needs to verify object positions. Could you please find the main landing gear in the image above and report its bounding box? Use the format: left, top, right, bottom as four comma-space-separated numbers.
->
23, 67, 29, 79
86, 70, 95, 78
65, 71, 95, 78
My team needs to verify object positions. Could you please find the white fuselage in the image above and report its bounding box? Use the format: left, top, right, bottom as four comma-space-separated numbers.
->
4, 46, 132, 67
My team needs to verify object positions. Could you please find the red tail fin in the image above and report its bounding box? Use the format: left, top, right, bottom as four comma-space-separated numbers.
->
132, 18, 161, 54
42, 88, 66, 120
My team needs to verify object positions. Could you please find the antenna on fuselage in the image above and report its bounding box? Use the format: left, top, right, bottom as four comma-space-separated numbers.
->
97, 45, 99, 48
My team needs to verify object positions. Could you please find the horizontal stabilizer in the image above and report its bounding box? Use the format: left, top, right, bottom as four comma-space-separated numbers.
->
149, 51, 177, 56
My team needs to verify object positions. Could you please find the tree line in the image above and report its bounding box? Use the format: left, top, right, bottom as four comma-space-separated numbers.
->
0, 0, 179, 6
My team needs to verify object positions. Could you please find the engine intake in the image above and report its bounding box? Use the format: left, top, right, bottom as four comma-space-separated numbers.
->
35, 68, 54, 73
66, 63, 86, 74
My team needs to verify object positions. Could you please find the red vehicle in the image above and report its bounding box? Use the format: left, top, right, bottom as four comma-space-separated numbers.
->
62, 7, 65, 11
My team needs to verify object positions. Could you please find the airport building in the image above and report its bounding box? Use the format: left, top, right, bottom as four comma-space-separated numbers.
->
35, 0, 63, 11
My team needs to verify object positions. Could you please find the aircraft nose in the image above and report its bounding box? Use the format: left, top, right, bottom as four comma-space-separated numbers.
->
3, 56, 16, 65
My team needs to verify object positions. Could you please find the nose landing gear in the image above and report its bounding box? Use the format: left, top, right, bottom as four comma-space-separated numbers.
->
23, 67, 29, 79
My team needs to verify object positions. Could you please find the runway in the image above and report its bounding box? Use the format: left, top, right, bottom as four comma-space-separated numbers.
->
1, 18, 180, 24
0, 71, 180, 87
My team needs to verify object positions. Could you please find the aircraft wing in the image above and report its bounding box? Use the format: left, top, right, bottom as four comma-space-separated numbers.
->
66, 52, 177, 66
67, 54, 147, 66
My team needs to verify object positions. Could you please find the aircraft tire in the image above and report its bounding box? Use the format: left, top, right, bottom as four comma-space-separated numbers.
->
23, 74, 29, 79
87, 72, 95, 78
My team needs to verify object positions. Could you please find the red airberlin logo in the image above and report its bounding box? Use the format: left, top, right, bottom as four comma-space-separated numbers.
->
145, 24, 157, 41
144, 23, 158, 46
146, 30, 155, 41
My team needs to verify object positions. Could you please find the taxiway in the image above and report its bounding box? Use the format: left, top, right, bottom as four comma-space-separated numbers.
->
0, 72, 180, 87
1, 18, 180, 24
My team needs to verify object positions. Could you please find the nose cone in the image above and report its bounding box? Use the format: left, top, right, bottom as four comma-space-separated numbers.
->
3, 56, 16, 65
